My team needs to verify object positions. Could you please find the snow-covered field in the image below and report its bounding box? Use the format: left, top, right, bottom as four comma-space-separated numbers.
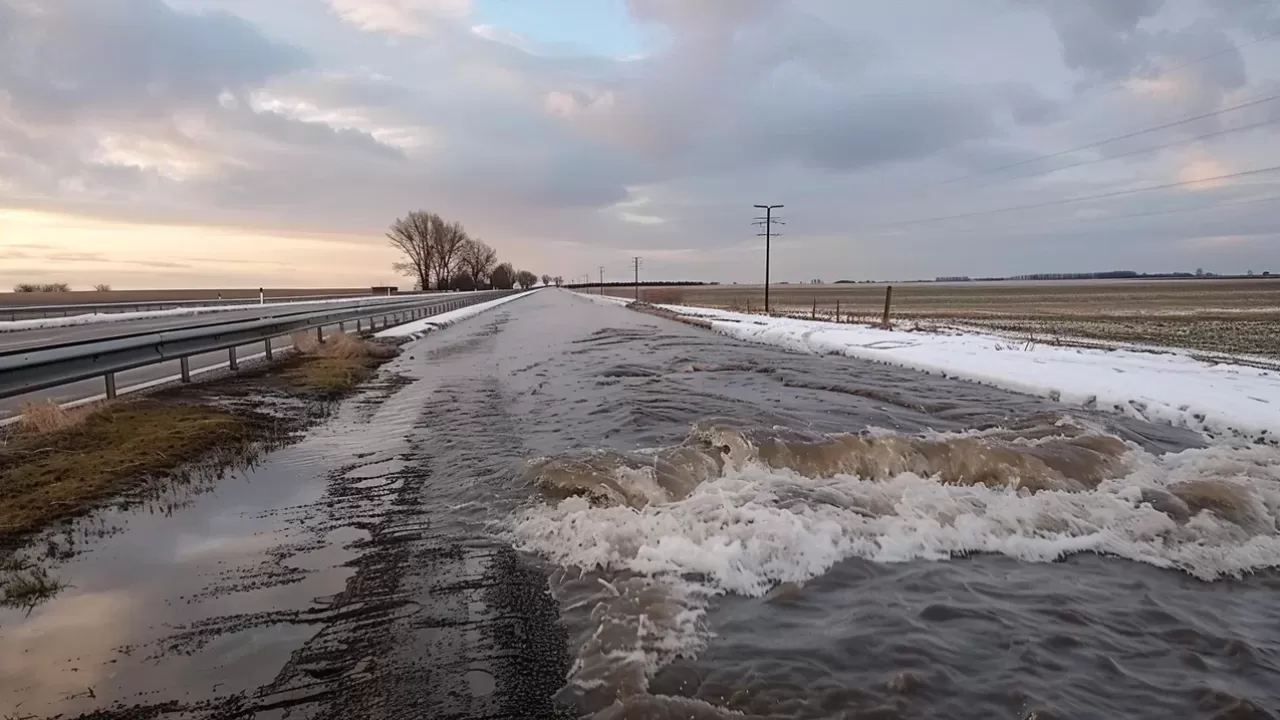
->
0, 294, 427, 333
375, 290, 537, 339
571, 292, 1280, 442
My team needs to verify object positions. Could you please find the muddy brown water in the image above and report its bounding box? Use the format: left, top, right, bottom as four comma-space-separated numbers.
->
2, 289, 1278, 719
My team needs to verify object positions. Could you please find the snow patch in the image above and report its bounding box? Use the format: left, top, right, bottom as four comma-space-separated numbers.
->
650, 304, 1280, 443
374, 290, 536, 339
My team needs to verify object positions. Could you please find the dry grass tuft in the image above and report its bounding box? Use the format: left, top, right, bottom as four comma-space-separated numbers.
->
17, 400, 93, 435
280, 332, 400, 394
0, 401, 262, 539
292, 331, 398, 360
291, 330, 321, 355
0, 555, 67, 610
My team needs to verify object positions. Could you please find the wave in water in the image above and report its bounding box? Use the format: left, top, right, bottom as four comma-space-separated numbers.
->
511, 418, 1280, 714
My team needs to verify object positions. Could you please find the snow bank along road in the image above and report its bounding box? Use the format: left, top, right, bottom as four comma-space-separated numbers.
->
6, 289, 1279, 720
593, 295, 1280, 445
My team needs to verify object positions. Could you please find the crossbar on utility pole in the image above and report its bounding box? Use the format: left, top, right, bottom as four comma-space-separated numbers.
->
753, 205, 784, 314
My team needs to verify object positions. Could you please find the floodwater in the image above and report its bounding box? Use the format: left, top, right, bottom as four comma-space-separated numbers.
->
3, 289, 1278, 719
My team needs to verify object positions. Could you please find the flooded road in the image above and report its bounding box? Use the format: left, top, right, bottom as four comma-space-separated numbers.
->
4, 289, 1279, 719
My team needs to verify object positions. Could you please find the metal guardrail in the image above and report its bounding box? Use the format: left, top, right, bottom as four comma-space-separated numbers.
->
0, 290, 514, 401
0, 290, 426, 321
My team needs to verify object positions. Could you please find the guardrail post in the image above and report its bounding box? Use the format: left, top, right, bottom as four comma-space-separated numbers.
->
339, 322, 345, 333
356, 318, 363, 333
105, 373, 117, 399
180, 356, 191, 383
229, 346, 239, 371
316, 326, 324, 343
265, 339, 274, 360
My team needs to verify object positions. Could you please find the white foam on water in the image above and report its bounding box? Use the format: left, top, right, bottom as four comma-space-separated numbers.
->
512, 441, 1280, 691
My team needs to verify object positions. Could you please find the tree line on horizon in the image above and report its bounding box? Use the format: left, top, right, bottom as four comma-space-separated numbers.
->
386, 210, 559, 291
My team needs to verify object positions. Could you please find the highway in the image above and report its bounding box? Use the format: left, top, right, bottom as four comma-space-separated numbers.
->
0, 294, 433, 352
0, 293, 449, 421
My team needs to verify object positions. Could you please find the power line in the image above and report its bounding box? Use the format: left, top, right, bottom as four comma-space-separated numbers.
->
927, 91, 1280, 190
914, 191, 1280, 240
1065, 28, 1280, 108
788, 28, 1280, 206
958, 115, 1280, 190
872, 163, 1280, 230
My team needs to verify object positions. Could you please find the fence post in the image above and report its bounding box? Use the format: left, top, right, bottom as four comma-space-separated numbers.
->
835, 300, 841, 323
881, 286, 893, 329
812, 297, 817, 320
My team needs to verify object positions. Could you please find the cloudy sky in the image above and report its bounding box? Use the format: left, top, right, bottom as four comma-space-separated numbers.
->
2, 0, 1279, 289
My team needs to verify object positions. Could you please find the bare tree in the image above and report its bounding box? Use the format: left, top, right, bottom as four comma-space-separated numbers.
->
93, 284, 112, 292
553, 276, 563, 287
540, 274, 551, 287
429, 218, 468, 290
387, 211, 436, 291
491, 263, 516, 289
458, 238, 498, 288
514, 270, 538, 290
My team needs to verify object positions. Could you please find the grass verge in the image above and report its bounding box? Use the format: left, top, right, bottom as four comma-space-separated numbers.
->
0, 401, 265, 539
0, 330, 404, 604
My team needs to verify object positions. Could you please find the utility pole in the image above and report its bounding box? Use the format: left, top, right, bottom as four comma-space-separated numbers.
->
632, 257, 642, 301
753, 204, 784, 314
599, 266, 605, 296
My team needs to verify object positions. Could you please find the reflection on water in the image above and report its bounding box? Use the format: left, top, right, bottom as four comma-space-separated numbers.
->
0, 388, 421, 717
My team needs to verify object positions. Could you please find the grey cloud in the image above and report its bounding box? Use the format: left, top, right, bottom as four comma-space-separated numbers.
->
1025, 0, 1165, 81
0, 0, 309, 124
746, 89, 1001, 172
1210, 0, 1280, 35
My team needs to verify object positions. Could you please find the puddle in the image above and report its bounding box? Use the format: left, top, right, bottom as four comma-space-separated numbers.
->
0, 374, 421, 718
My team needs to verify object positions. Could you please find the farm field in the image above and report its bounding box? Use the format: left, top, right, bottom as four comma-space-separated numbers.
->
608, 279, 1280, 359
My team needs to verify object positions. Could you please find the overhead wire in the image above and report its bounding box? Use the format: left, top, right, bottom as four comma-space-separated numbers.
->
925, 91, 1280, 190
865, 163, 1280, 230
960, 115, 1280, 189
903, 191, 1280, 241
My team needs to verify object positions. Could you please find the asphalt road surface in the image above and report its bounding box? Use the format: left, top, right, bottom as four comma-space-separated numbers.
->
3, 290, 1276, 720
0, 295, 431, 352
0, 294, 445, 421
